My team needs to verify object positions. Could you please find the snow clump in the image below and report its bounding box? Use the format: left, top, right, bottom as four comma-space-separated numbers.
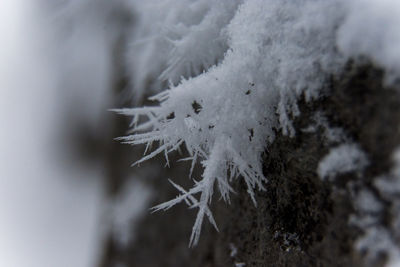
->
119, 0, 400, 245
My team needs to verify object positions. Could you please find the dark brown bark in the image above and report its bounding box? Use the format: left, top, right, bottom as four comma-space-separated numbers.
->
100, 62, 400, 267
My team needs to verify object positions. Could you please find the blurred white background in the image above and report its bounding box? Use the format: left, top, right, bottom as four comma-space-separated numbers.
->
0, 1, 121, 266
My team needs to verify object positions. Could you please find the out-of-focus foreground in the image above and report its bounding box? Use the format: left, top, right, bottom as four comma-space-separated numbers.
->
0, 1, 142, 266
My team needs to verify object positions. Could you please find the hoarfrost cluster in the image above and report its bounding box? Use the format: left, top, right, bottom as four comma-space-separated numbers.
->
118, 0, 400, 246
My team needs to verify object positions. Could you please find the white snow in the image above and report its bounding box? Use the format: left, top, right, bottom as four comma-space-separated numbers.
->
357, 227, 400, 267
337, 0, 400, 82
354, 189, 383, 214
317, 144, 368, 181
302, 112, 347, 144
229, 243, 238, 257
375, 149, 400, 196
125, 0, 241, 103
